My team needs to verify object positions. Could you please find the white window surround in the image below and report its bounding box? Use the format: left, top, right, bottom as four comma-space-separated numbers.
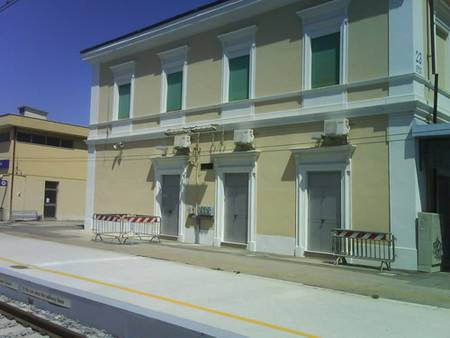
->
212, 151, 259, 251
297, 0, 349, 91
292, 145, 355, 257
110, 61, 135, 121
218, 25, 257, 104
152, 155, 188, 242
157, 45, 189, 113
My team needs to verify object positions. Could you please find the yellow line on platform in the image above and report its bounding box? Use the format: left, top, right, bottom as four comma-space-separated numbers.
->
0, 256, 319, 338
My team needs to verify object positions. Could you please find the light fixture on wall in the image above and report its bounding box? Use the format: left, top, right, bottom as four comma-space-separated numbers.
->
165, 128, 189, 136
112, 141, 124, 150
155, 145, 169, 157
190, 124, 218, 133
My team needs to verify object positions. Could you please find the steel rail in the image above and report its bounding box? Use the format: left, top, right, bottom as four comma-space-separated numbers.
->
0, 299, 85, 338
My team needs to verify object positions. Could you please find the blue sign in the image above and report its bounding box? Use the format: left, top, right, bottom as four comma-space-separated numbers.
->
0, 160, 9, 169
0, 180, 7, 187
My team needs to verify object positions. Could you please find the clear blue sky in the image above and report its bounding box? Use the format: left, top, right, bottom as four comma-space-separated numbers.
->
0, 0, 215, 126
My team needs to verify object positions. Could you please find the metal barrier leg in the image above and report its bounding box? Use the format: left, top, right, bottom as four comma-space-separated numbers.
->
334, 256, 347, 266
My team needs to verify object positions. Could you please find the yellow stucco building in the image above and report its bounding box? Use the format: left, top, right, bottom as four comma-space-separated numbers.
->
0, 107, 88, 221
81, 0, 450, 270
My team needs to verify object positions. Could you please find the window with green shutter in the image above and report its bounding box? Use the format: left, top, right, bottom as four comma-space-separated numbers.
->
228, 55, 250, 102
118, 83, 131, 119
311, 32, 340, 88
166, 71, 183, 112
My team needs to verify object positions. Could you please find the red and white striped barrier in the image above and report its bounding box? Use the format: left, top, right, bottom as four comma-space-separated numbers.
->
92, 214, 161, 244
331, 228, 395, 271
333, 229, 387, 241
124, 216, 159, 223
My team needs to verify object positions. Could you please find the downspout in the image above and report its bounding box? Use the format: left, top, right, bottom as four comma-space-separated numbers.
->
428, 0, 439, 123
9, 127, 16, 220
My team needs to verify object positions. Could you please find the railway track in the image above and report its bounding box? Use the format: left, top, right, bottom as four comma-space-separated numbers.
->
0, 300, 85, 338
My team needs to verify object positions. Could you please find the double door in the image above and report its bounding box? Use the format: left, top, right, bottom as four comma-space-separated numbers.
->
223, 173, 249, 245
307, 171, 341, 253
160, 175, 180, 237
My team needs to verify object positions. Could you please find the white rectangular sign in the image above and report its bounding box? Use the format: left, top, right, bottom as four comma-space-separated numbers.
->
22, 285, 71, 308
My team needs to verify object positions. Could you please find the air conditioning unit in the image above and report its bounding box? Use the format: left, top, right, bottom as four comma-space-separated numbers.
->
323, 119, 350, 137
174, 134, 191, 149
234, 129, 254, 146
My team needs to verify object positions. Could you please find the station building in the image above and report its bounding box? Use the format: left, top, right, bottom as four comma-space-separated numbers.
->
0, 107, 88, 221
81, 0, 450, 270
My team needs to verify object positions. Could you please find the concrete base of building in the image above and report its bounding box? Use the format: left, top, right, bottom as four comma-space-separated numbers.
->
255, 234, 296, 256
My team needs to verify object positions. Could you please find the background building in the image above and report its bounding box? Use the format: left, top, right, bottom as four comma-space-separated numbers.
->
81, 0, 450, 270
0, 106, 88, 221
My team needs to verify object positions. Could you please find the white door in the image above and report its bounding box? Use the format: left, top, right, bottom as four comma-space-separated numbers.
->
161, 174, 180, 237
224, 173, 249, 244
308, 171, 341, 253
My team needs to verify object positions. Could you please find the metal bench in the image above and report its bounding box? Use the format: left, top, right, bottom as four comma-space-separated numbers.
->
331, 229, 396, 271
92, 214, 161, 244
11, 210, 39, 222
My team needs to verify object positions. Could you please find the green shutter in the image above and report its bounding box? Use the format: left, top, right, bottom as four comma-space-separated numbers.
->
311, 32, 340, 88
229, 55, 250, 102
118, 83, 131, 119
166, 71, 183, 112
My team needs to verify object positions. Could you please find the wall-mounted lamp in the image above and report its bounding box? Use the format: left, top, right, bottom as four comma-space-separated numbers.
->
112, 141, 124, 150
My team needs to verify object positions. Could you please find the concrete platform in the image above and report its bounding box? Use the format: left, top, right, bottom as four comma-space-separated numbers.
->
1, 222, 450, 310
0, 234, 449, 338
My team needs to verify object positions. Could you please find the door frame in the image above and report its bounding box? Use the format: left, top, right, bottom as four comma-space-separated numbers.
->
292, 145, 355, 256
152, 156, 188, 242
44, 181, 59, 219
212, 151, 259, 251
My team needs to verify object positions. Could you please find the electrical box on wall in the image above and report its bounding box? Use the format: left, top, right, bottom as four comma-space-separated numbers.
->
323, 119, 350, 137
234, 129, 254, 146
174, 134, 191, 149
187, 205, 214, 217
417, 212, 443, 272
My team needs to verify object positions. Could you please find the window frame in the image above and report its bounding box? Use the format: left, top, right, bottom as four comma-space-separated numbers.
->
218, 26, 257, 104
110, 61, 135, 121
157, 46, 188, 113
297, 0, 349, 90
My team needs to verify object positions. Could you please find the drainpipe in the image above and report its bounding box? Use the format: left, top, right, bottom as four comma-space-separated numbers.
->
9, 127, 16, 220
428, 0, 439, 123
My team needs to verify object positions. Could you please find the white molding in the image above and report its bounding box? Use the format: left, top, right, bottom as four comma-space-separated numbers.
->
89, 64, 100, 125
218, 26, 257, 104
110, 61, 135, 121
292, 145, 355, 256
84, 145, 96, 230
158, 46, 189, 114
388, 114, 420, 270
297, 0, 349, 91
152, 156, 189, 242
89, 73, 450, 130
212, 151, 259, 251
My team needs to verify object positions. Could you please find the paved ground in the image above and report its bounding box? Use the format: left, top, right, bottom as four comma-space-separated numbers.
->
0, 222, 449, 310
0, 233, 449, 338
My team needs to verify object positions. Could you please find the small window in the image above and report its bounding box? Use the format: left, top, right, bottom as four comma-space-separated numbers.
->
0, 133, 9, 143
311, 32, 340, 88
46, 136, 60, 147
61, 139, 74, 149
228, 55, 250, 102
166, 71, 183, 112
17, 132, 31, 143
31, 134, 46, 145
118, 83, 131, 119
